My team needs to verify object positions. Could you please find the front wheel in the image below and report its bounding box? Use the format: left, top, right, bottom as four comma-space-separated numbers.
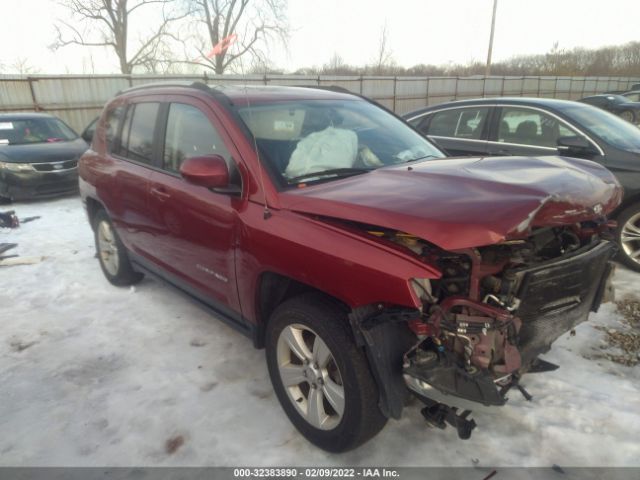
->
266, 293, 387, 452
93, 209, 144, 286
617, 203, 640, 272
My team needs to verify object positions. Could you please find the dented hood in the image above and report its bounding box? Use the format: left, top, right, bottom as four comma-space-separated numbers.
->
278, 156, 622, 250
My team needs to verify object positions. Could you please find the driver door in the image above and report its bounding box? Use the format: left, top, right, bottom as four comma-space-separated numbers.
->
146, 98, 244, 315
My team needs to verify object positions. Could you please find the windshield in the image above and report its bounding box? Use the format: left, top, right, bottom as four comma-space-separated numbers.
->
0, 117, 78, 145
236, 100, 444, 186
561, 103, 640, 152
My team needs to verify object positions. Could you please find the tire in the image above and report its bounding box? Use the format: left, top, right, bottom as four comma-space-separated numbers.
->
616, 203, 640, 272
619, 110, 636, 123
93, 209, 144, 286
265, 293, 387, 452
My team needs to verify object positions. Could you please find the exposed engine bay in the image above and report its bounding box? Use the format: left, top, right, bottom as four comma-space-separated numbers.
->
353, 221, 617, 439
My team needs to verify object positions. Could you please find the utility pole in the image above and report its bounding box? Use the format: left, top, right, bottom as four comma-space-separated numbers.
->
485, 0, 498, 77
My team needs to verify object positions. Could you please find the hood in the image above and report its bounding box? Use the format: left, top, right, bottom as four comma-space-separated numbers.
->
0, 138, 88, 163
279, 156, 622, 250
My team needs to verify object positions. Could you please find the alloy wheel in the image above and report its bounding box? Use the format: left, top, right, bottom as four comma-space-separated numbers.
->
97, 220, 120, 276
621, 212, 640, 267
276, 324, 345, 430
620, 110, 635, 123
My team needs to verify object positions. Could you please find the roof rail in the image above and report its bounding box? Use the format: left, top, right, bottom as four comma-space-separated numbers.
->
297, 85, 356, 95
116, 81, 212, 96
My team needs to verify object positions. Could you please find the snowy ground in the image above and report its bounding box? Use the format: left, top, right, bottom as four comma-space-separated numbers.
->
1, 196, 639, 467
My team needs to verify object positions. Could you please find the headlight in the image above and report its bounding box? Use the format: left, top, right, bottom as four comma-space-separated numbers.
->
0, 161, 35, 172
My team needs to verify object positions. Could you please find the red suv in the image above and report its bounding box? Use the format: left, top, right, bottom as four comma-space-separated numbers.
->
80, 83, 622, 452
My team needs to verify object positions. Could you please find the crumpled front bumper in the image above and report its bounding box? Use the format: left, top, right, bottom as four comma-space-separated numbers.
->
404, 240, 618, 407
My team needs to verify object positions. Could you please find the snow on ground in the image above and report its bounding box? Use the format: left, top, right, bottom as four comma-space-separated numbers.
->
1, 196, 639, 467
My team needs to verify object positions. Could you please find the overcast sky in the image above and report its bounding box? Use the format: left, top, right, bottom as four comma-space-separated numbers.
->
1, 0, 639, 74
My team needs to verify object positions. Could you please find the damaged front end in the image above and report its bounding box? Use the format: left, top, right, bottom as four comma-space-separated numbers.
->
351, 221, 618, 439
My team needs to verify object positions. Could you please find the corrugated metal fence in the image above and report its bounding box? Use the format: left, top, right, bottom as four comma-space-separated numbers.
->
1, 73, 638, 132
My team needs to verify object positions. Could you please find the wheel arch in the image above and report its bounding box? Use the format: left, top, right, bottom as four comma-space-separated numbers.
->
85, 195, 105, 230
611, 191, 640, 219
253, 271, 350, 349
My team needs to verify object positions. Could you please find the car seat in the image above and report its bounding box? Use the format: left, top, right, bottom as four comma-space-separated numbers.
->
499, 120, 511, 141
514, 120, 538, 144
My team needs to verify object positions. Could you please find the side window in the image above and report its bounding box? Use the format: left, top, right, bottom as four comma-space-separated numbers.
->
104, 106, 124, 151
119, 103, 160, 164
498, 107, 577, 148
424, 108, 489, 140
407, 116, 423, 128
163, 103, 231, 173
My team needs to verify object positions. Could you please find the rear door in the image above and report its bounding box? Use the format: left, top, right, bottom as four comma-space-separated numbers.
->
412, 106, 492, 156
486, 105, 581, 157
145, 97, 244, 315
106, 99, 163, 259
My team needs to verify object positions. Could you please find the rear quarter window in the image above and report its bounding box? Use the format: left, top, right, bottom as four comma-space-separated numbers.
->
118, 103, 160, 164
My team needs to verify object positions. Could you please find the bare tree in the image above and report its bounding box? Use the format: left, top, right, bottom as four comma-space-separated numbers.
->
184, 0, 289, 74
321, 52, 354, 75
372, 23, 395, 75
52, 0, 189, 74
11, 58, 41, 75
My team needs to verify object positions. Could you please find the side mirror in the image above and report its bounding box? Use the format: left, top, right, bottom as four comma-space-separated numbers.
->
180, 154, 230, 189
81, 129, 94, 143
557, 135, 595, 154
81, 117, 98, 143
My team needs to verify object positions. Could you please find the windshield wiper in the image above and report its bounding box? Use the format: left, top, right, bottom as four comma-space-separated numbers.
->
287, 167, 373, 184
402, 154, 441, 163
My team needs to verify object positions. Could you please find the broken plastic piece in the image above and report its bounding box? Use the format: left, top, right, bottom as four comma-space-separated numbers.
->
419, 397, 477, 440
0, 210, 19, 228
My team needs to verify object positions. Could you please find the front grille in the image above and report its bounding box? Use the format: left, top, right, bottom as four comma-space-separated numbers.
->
32, 159, 78, 172
510, 241, 616, 366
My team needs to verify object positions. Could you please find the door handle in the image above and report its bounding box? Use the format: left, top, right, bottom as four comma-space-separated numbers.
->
496, 149, 512, 155
150, 186, 171, 200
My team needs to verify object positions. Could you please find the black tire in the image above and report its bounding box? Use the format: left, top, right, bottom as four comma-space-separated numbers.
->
616, 203, 640, 272
93, 209, 144, 286
265, 293, 387, 452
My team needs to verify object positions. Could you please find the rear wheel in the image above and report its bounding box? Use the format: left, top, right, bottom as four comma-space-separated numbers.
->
619, 110, 636, 123
93, 209, 143, 285
616, 203, 640, 272
265, 293, 387, 452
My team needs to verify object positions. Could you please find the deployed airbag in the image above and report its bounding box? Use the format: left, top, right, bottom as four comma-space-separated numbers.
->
285, 127, 358, 178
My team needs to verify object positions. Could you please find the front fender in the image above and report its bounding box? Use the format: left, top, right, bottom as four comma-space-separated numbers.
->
236, 204, 441, 324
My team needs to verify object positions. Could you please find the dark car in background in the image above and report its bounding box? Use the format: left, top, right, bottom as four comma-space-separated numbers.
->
403, 98, 640, 271
0, 113, 87, 202
579, 94, 640, 123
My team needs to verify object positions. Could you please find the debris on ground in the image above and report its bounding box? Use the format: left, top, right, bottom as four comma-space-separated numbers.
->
0, 256, 45, 267
20, 216, 41, 224
0, 243, 17, 256
0, 210, 19, 228
587, 298, 640, 367
0, 211, 41, 228
615, 298, 640, 329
